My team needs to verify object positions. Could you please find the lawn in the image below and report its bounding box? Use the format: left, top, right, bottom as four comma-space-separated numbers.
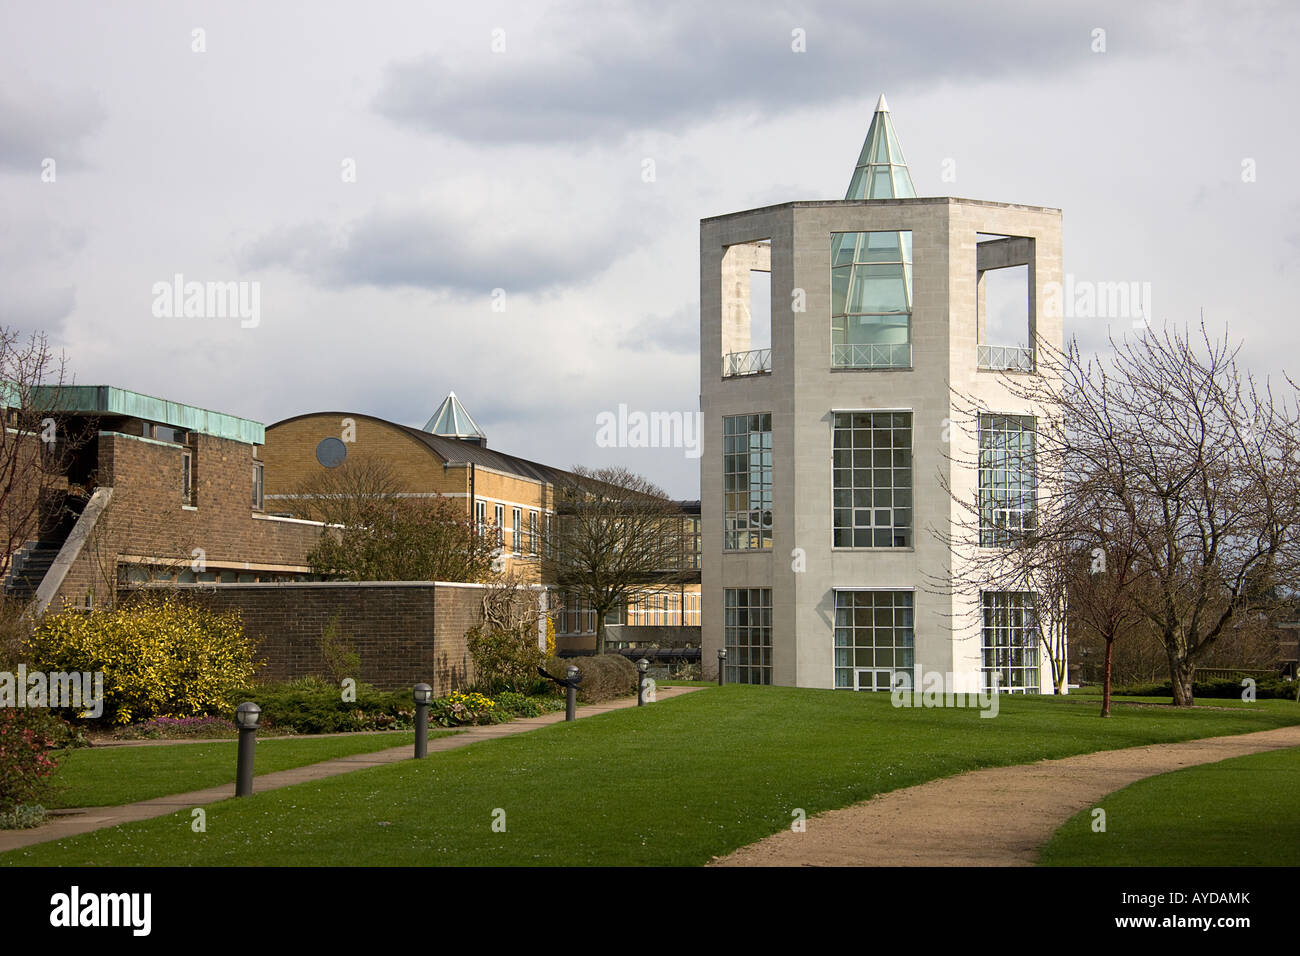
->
41, 732, 456, 809
1038, 745, 1300, 866
5, 686, 1298, 867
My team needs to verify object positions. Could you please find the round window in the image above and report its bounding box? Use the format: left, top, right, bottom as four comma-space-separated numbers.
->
315, 437, 347, 468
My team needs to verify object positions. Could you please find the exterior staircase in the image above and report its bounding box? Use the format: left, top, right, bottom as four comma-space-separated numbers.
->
6, 540, 67, 603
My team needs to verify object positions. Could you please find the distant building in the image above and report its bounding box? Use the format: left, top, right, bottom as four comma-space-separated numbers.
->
262, 392, 701, 654
700, 96, 1063, 692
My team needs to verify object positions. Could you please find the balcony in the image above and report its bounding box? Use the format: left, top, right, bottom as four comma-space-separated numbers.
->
831, 343, 912, 369
978, 344, 1035, 372
722, 348, 772, 377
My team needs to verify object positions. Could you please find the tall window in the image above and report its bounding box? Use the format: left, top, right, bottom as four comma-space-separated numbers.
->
724, 588, 772, 684
833, 412, 911, 547
528, 511, 538, 555
512, 507, 522, 553
476, 500, 486, 536
831, 230, 912, 368
982, 592, 1040, 693
181, 447, 193, 505
494, 504, 505, 549
723, 413, 772, 550
834, 590, 914, 690
979, 414, 1036, 547
252, 461, 264, 510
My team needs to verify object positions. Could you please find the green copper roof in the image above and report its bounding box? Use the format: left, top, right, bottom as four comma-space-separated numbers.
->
423, 391, 485, 439
34, 385, 265, 444
845, 94, 916, 200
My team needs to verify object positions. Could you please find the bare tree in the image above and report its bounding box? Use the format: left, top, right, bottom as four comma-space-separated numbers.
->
950, 322, 1300, 707
540, 465, 687, 655
0, 328, 78, 581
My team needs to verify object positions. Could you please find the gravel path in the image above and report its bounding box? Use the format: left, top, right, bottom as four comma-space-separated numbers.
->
712, 724, 1300, 867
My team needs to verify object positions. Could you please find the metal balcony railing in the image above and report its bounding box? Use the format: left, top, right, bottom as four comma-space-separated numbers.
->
978, 344, 1035, 372
831, 342, 912, 369
722, 348, 772, 377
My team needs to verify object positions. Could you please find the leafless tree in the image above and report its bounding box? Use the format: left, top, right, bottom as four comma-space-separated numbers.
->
540, 465, 687, 655
943, 322, 1300, 707
0, 328, 78, 581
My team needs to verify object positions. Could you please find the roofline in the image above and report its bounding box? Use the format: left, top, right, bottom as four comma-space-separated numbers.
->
700, 195, 1062, 224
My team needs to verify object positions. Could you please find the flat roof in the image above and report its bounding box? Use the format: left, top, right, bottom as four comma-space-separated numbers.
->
36, 385, 265, 444
700, 195, 1062, 225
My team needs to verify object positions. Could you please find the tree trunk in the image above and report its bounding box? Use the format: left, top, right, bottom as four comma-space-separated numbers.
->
1101, 638, 1114, 718
1168, 654, 1195, 707
594, 616, 605, 656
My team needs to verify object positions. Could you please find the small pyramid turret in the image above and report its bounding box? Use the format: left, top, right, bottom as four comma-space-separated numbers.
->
423, 391, 486, 441
844, 94, 916, 199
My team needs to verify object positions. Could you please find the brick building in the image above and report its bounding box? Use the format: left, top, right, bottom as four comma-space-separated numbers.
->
5, 386, 323, 612
263, 392, 702, 653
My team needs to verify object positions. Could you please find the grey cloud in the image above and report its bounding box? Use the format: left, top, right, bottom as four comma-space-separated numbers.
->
621, 305, 698, 354
245, 201, 658, 294
0, 89, 103, 172
373, 0, 1170, 145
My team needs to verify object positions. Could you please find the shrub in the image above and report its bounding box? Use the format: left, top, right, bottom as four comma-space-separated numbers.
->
0, 709, 63, 813
227, 679, 414, 734
467, 620, 545, 695
113, 715, 238, 740
319, 615, 361, 685
27, 595, 257, 725
0, 803, 47, 830
547, 654, 637, 703
1112, 676, 1298, 701
430, 691, 496, 727
494, 690, 544, 718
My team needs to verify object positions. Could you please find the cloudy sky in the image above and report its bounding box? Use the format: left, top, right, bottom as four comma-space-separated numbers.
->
1, 0, 1296, 497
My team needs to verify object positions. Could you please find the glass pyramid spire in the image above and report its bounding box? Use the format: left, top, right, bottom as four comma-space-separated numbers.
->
423, 391, 485, 439
844, 94, 916, 200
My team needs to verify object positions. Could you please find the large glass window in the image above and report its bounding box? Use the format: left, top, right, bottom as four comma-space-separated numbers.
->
982, 592, 1040, 693
833, 412, 912, 547
979, 414, 1036, 547
834, 590, 914, 690
831, 230, 912, 368
724, 588, 772, 684
723, 413, 772, 550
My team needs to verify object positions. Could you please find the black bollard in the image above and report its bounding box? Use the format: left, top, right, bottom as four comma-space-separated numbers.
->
234, 702, 261, 797
637, 658, 649, 706
565, 665, 579, 721
413, 683, 432, 758
717, 648, 727, 686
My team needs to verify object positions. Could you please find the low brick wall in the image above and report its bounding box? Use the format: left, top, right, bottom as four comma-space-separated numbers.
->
135, 581, 488, 693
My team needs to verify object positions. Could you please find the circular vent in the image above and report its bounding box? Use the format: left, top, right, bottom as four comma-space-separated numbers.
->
315, 437, 347, 468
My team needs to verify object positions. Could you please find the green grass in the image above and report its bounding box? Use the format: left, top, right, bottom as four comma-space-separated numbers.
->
5, 686, 1299, 867
41, 732, 455, 809
1039, 746, 1300, 866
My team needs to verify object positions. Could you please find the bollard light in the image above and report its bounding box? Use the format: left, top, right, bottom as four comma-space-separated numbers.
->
565, 665, 579, 722
637, 658, 650, 707
717, 647, 727, 686
413, 683, 432, 759
234, 701, 261, 797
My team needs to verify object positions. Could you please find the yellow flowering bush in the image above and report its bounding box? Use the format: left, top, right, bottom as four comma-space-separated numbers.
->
26, 596, 258, 725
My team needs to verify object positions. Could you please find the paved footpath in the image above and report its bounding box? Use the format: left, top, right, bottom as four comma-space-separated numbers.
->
713, 723, 1300, 867
0, 685, 702, 854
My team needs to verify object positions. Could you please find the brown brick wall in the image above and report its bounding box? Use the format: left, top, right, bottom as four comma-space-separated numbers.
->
52, 431, 321, 608
158, 582, 487, 693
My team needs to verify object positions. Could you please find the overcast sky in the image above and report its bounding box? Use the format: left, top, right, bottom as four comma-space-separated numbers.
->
2, 0, 1296, 497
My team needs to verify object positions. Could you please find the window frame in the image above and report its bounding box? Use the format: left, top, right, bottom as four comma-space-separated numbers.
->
831, 409, 913, 550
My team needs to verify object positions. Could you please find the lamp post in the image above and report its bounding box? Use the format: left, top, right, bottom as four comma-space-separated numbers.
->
637, 658, 649, 706
717, 647, 727, 686
234, 702, 261, 797
413, 683, 432, 758
565, 665, 579, 721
